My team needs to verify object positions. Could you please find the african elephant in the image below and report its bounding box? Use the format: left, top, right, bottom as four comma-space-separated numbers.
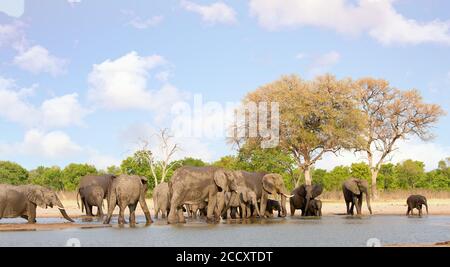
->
239, 187, 260, 218
290, 184, 323, 216
406, 195, 428, 216
168, 166, 237, 224
306, 199, 322, 216
342, 178, 372, 215
153, 182, 170, 219
77, 185, 105, 217
234, 171, 292, 218
78, 174, 115, 216
189, 201, 208, 219
0, 184, 74, 223
265, 199, 281, 217
223, 190, 241, 219
103, 175, 152, 226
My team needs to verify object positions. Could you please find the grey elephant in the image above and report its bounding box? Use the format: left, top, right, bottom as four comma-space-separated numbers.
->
265, 199, 281, 217
238, 187, 260, 218
189, 201, 208, 219
77, 185, 105, 217
406, 195, 428, 216
306, 199, 322, 216
0, 184, 74, 223
342, 178, 372, 215
153, 182, 170, 219
77, 174, 115, 216
168, 166, 237, 224
103, 175, 152, 226
222, 191, 241, 219
290, 184, 323, 216
234, 171, 292, 218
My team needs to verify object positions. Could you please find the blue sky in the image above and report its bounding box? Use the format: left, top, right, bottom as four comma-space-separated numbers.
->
0, 0, 449, 171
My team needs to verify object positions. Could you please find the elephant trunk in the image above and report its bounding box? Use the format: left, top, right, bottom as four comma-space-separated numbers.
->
55, 198, 75, 222
366, 192, 372, 215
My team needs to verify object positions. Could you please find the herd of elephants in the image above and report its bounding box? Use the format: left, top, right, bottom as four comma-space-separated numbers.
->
0, 166, 429, 226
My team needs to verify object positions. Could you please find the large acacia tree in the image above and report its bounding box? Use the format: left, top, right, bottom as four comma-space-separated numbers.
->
233, 74, 366, 186
356, 78, 444, 198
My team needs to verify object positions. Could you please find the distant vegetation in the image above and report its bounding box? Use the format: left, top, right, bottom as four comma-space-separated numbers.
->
1, 153, 449, 193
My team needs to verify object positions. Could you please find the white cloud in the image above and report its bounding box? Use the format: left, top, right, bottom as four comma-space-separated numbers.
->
316, 138, 450, 171
41, 93, 90, 128
13, 45, 68, 76
0, 0, 24, 18
308, 51, 341, 75
0, 129, 83, 159
181, 0, 237, 25
249, 0, 450, 45
0, 22, 27, 50
295, 53, 307, 60
87, 51, 187, 114
0, 76, 89, 128
129, 15, 164, 29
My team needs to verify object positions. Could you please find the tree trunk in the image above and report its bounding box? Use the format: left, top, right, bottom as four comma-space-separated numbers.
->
304, 165, 312, 186
371, 168, 379, 200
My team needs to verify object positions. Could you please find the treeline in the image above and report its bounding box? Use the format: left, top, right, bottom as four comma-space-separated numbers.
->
1, 150, 449, 192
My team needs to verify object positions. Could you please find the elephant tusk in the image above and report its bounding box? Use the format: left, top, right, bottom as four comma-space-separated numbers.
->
282, 193, 294, 198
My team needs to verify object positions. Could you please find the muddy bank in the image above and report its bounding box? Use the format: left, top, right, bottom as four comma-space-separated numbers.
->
0, 223, 111, 232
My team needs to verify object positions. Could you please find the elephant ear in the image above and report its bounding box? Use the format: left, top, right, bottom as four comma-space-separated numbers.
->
311, 184, 323, 199
344, 179, 361, 195
262, 175, 276, 195
214, 170, 228, 192
357, 179, 369, 193
26, 187, 47, 209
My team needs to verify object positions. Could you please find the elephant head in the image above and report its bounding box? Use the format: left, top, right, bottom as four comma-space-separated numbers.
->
239, 188, 260, 217
296, 184, 323, 215
262, 173, 292, 216
344, 178, 372, 215
215, 169, 238, 217
25, 185, 74, 222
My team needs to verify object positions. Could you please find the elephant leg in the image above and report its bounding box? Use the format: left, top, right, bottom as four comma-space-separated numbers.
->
154, 204, 159, 219
290, 201, 295, 216
21, 215, 29, 221
206, 193, 217, 223
419, 207, 422, 216
177, 208, 186, 223
118, 204, 127, 225
168, 192, 183, 224
103, 194, 116, 224
139, 193, 152, 224
406, 206, 411, 216
357, 195, 363, 214
129, 204, 137, 227
260, 192, 268, 218
230, 207, 236, 219
345, 201, 350, 215
27, 203, 37, 224
97, 203, 104, 217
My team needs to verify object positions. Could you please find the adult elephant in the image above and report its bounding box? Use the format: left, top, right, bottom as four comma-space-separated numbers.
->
406, 195, 428, 216
103, 175, 152, 226
234, 171, 292, 218
342, 178, 372, 215
168, 166, 237, 224
153, 182, 170, 219
0, 184, 74, 223
290, 184, 323, 216
78, 174, 115, 216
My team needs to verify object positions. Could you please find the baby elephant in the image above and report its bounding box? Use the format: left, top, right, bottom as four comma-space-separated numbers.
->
306, 199, 322, 216
406, 195, 428, 216
103, 175, 152, 226
78, 185, 105, 217
265, 199, 282, 217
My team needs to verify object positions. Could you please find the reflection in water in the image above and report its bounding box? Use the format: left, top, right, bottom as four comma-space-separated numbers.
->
1, 215, 450, 247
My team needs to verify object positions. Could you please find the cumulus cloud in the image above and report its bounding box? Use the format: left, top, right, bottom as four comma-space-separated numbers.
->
0, 76, 89, 128
13, 45, 68, 76
0, 21, 27, 50
180, 0, 237, 25
87, 51, 187, 114
0, 129, 82, 159
249, 0, 450, 45
128, 15, 164, 29
316, 138, 450, 171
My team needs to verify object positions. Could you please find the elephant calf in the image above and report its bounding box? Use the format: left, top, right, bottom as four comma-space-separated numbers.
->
153, 182, 170, 219
265, 199, 281, 217
103, 175, 152, 226
78, 185, 105, 217
306, 199, 322, 216
0, 184, 74, 223
406, 195, 428, 216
